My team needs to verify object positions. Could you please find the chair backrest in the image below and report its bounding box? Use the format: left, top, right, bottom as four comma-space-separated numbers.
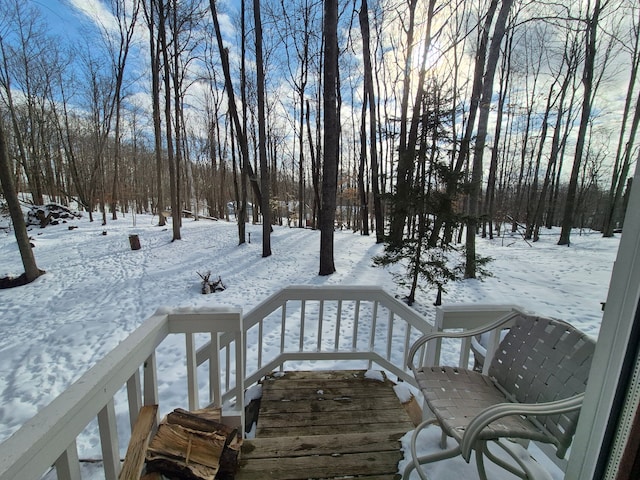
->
488, 313, 595, 454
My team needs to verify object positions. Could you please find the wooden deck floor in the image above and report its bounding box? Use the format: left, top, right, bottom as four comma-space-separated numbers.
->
236, 370, 419, 480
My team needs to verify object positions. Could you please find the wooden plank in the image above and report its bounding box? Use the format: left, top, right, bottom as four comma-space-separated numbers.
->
241, 430, 406, 459
258, 396, 403, 414
236, 451, 403, 480
256, 422, 414, 438
262, 376, 394, 389
259, 385, 399, 401
258, 408, 412, 428
118, 404, 158, 480
240, 370, 411, 477
265, 370, 383, 380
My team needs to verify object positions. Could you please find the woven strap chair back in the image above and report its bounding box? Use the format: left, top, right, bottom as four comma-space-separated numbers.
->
488, 314, 595, 450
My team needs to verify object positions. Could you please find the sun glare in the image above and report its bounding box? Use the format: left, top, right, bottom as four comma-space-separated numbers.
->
411, 38, 443, 76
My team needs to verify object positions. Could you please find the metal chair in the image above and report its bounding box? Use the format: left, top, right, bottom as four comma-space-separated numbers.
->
404, 312, 595, 480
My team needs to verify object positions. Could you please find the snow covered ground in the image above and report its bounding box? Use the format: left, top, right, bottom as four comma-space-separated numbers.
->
0, 211, 619, 479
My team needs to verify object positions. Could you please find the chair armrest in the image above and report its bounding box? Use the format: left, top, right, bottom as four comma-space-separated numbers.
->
407, 310, 521, 370
459, 393, 585, 461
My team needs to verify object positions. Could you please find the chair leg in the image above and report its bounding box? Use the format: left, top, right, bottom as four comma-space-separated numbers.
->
482, 439, 538, 479
403, 418, 461, 480
475, 441, 489, 480
440, 430, 448, 449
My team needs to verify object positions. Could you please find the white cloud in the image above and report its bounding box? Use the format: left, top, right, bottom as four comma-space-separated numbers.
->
68, 0, 118, 33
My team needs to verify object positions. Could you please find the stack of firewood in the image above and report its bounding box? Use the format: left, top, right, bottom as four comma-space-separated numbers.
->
145, 407, 241, 480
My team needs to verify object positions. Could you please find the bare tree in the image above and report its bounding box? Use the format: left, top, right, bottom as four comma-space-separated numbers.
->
209, 0, 263, 218
101, 0, 140, 220
429, 0, 500, 248
358, 0, 384, 243
319, 0, 338, 275
559, 0, 607, 246
387, 0, 419, 246
158, 0, 181, 240
465, 0, 515, 278
603, 2, 640, 237
0, 114, 43, 284
142, 0, 166, 226
253, 0, 272, 257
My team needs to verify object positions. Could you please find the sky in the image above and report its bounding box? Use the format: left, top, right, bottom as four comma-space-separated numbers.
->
31, 0, 106, 44
0, 206, 619, 479
17, 0, 640, 180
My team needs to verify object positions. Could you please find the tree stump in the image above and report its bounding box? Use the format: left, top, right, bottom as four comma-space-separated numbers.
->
129, 234, 141, 250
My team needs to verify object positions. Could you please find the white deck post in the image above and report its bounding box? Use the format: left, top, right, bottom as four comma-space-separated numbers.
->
210, 331, 221, 408
186, 333, 199, 410
144, 352, 159, 410
126, 369, 142, 431
97, 399, 120, 480
54, 441, 81, 480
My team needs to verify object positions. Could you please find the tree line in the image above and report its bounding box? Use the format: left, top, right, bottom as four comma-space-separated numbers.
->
0, 0, 638, 288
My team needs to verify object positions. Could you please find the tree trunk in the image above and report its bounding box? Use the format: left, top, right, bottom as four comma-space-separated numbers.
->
428, 0, 499, 248
465, 0, 514, 279
484, 30, 512, 240
142, 0, 166, 227
319, 0, 338, 276
525, 78, 558, 239
0, 117, 43, 283
357, 100, 369, 236
358, 0, 383, 243
306, 99, 321, 229
558, 0, 603, 246
159, 0, 181, 241
253, 0, 271, 257
209, 0, 262, 210
603, 11, 640, 237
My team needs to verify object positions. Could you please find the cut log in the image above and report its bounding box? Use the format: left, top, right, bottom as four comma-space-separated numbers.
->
129, 234, 141, 250
167, 408, 237, 446
145, 455, 218, 480
118, 404, 158, 480
147, 423, 226, 468
143, 406, 242, 480
146, 423, 227, 480
217, 437, 242, 480
140, 473, 163, 480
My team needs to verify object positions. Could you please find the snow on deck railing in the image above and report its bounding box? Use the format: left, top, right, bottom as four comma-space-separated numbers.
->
0, 285, 435, 480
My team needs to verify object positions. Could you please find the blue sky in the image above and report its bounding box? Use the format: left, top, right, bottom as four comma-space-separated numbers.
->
31, 0, 102, 43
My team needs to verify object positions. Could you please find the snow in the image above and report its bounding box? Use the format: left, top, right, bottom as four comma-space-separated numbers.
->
0, 212, 619, 479
364, 369, 385, 382
393, 382, 414, 404
243, 383, 262, 407
398, 429, 555, 480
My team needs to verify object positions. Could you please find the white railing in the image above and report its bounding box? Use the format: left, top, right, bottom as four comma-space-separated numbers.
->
221, 285, 433, 391
0, 307, 244, 480
425, 303, 523, 371
0, 285, 434, 480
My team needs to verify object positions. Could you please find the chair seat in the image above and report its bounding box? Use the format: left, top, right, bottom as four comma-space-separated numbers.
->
415, 366, 553, 445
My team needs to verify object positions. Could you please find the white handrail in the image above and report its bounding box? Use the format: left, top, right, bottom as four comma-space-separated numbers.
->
0, 312, 169, 480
